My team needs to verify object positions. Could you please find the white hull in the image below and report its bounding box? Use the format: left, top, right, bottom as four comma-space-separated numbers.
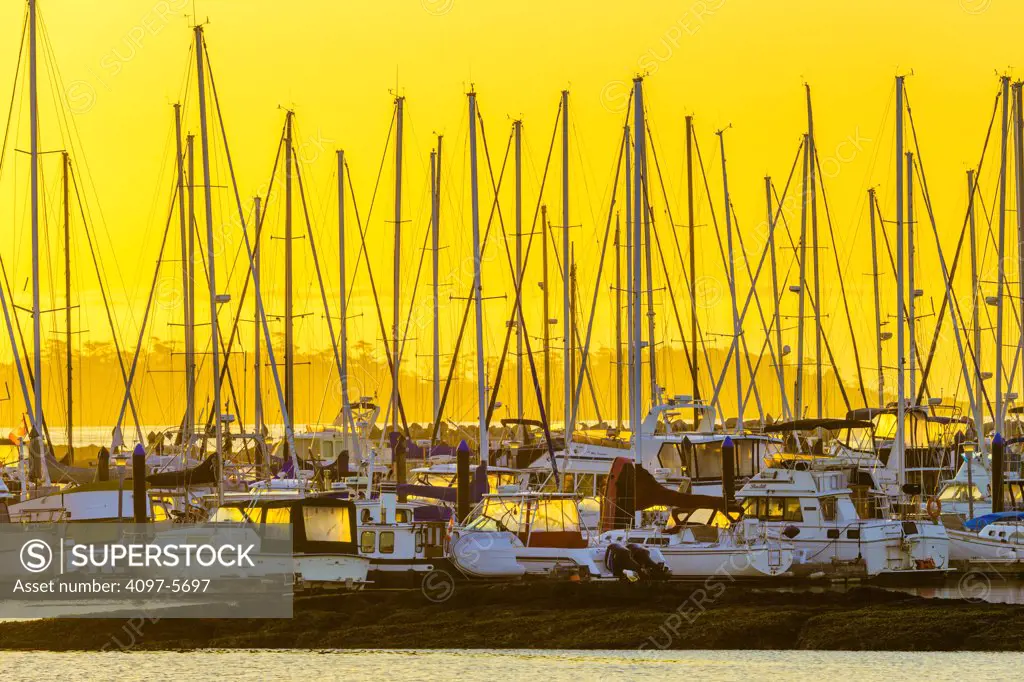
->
948, 529, 1024, 565
295, 554, 370, 587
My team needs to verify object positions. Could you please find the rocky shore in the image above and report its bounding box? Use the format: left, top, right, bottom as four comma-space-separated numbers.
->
1, 582, 1023, 651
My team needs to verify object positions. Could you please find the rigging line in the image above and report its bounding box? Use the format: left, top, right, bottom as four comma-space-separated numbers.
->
908, 89, 999, 407
345, 109, 396, 311
202, 36, 299, 461
0, 11, 27, 181
481, 108, 564, 429
112, 184, 176, 442
870, 190, 932, 402
343, 159, 411, 437
812, 149, 870, 407
70, 165, 143, 440
570, 112, 626, 429
201, 119, 286, 433
693, 131, 775, 415
429, 98, 517, 446
725, 206, 766, 420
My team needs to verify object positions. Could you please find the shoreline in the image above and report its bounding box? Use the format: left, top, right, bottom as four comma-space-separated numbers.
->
2, 583, 1023, 652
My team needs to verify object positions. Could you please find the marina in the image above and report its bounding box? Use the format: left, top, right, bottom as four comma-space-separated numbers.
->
1, 0, 1024, 677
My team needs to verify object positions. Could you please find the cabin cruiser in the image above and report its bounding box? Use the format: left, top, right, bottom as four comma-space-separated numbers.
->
207, 497, 369, 588
449, 491, 619, 580
352, 484, 454, 587
929, 445, 1024, 519
737, 459, 949, 578
946, 512, 1024, 567
593, 458, 793, 579
532, 397, 783, 502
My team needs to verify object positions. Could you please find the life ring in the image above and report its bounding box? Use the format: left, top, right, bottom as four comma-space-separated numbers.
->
926, 496, 942, 520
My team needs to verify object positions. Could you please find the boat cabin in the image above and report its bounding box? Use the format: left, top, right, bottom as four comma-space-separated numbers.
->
210, 497, 358, 555
463, 492, 587, 549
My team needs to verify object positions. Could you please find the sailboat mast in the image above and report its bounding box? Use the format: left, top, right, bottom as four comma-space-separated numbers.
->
631, 76, 645, 524
253, 196, 263, 440
392, 96, 405, 438
193, 25, 224, 502
718, 130, 743, 431
766, 175, 786, 420
173, 103, 191, 443
29, 0, 42, 441
895, 75, 906, 487
63, 151, 72, 459
1014, 81, 1024, 404
337, 150, 357, 463
641, 126, 658, 406
806, 85, 822, 419
625, 124, 633, 431
542, 204, 550, 418
468, 89, 488, 464
968, 170, 983, 454
795, 133, 809, 419
431, 137, 442, 423
514, 119, 524, 429
685, 115, 699, 427
560, 89, 571, 440
284, 111, 295, 454
868, 188, 884, 408
996, 75, 1010, 437
614, 212, 623, 429
186, 134, 197, 442
907, 151, 916, 404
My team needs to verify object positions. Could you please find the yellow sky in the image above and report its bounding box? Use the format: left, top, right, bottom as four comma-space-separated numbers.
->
0, 0, 1020, 429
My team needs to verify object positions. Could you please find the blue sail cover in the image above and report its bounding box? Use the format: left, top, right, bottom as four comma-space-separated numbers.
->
963, 511, 1024, 531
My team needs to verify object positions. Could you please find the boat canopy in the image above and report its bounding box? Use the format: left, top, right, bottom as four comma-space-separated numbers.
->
963, 511, 1024, 531
212, 497, 358, 555
763, 418, 873, 433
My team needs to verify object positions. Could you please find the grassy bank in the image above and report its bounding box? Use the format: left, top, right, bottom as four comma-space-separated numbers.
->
2, 583, 1023, 651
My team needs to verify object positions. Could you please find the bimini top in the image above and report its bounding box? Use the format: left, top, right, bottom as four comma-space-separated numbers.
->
963, 511, 1024, 531
763, 418, 873, 433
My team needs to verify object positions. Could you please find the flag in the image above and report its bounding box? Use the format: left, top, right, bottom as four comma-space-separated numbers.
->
7, 414, 27, 445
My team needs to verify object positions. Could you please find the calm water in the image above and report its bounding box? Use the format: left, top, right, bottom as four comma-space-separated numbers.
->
3, 650, 1021, 681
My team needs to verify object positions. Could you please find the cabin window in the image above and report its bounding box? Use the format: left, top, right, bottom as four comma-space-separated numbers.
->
657, 443, 683, 471
766, 497, 785, 520
360, 509, 372, 523
395, 509, 410, 523
783, 498, 803, 522
360, 531, 375, 554
209, 507, 258, 524
150, 503, 169, 523
820, 496, 836, 522
529, 499, 581, 533
694, 443, 724, 480
736, 442, 756, 477
379, 531, 395, 554
302, 505, 353, 543
561, 473, 575, 494
264, 507, 291, 525
937, 484, 984, 502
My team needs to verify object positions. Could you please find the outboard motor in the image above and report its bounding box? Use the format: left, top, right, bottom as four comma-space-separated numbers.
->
627, 543, 670, 580
604, 542, 640, 582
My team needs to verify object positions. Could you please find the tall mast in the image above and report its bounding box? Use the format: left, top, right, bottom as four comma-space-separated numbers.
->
795, 133, 809, 419
173, 103, 191, 444
514, 119, 524, 430
569, 246, 576, 405
338, 150, 358, 463
1014, 81, 1024, 404
907, 151, 916, 404
806, 85, 822, 419
284, 110, 295, 455
193, 25, 223, 502
625, 124, 633, 431
253, 196, 263, 439
431, 136, 442, 424
614, 212, 623, 429
641, 123, 658, 406
718, 129, 743, 431
868, 188, 884, 408
895, 75, 906, 487
968, 169, 983, 454
560, 89, 571, 440
766, 175, 786, 420
468, 89, 488, 464
63, 151, 72, 459
29, 0, 42, 442
541, 204, 550, 418
186, 134, 196, 442
996, 75, 1010, 437
631, 76, 644, 521
685, 115, 699, 427
392, 96, 404, 439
